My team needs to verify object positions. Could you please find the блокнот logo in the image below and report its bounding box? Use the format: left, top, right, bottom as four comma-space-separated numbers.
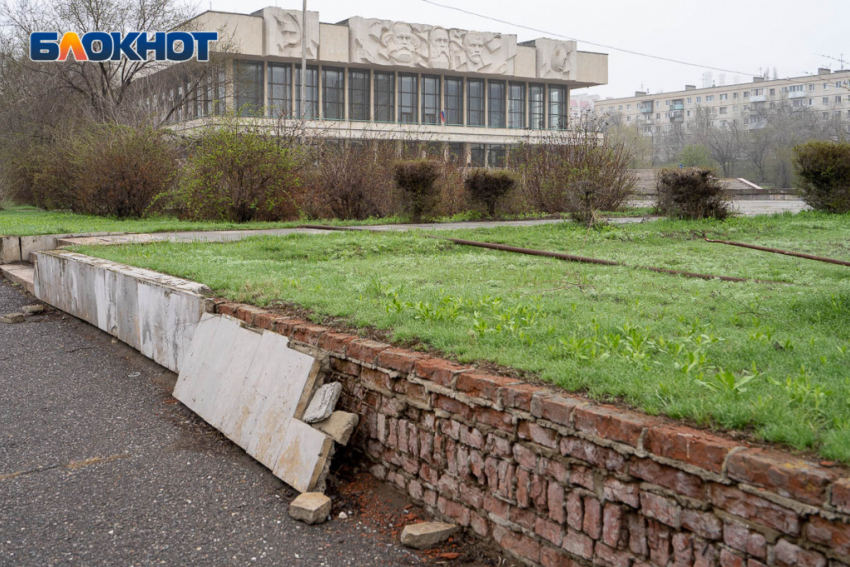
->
29, 31, 218, 62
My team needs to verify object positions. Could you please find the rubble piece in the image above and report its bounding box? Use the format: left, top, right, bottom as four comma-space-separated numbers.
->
400, 522, 459, 549
1, 312, 25, 324
21, 304, 44, 314
303, 382, 343, 423
313, 411, 360, 445
289, 492, 332, 525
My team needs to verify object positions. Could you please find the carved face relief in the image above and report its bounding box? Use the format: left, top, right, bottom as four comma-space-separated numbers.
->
275, 12, 301, 54
428, 27, 450, 68
262, 8, 318, 59
464, 32, 484, 65
387, 22, 417, 64
552, 44, 570, 73
536, 39, 575, 79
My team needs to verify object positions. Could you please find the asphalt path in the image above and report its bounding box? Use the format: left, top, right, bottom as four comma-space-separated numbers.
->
0, 279, 464, 567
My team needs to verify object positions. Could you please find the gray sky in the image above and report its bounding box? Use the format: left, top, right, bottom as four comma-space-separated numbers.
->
209, 0, 850, 99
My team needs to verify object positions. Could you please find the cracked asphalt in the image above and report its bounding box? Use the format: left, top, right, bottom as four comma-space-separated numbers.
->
0, 278, 435, 567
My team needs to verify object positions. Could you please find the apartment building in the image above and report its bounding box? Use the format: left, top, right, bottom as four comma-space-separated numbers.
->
168, 6, 608, 166
593, 68, 850, 134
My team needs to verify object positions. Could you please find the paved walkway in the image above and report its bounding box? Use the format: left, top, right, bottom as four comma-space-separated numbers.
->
0, 279, 497, 566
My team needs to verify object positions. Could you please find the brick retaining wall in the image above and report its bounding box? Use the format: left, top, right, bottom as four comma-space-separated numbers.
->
214, 299, 850, 567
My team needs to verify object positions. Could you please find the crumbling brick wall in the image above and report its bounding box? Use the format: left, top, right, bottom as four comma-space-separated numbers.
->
215, 300, 850, 567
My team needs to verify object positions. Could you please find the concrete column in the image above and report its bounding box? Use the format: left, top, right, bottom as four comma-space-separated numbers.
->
343, 66, 349, 121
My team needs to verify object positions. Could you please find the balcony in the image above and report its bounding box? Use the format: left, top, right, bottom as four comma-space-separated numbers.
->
639, 104, 654, 113
670, 102, 684, 111
669, 110, 684, 123
750, 95, 766, 102
789, 91, 806, 99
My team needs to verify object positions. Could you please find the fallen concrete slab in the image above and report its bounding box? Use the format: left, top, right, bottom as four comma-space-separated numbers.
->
174, 313, 333, 493
0, 236, 21, 264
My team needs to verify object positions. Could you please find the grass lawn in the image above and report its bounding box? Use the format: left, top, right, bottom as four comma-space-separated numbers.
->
74, 211, 850, 462
0, 205, 655, 237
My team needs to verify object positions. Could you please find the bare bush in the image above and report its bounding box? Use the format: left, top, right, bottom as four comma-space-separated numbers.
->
393, 160, 441, 222
464, 169, 516, 218
656, 167, 731, 220
508, 131, 635, 215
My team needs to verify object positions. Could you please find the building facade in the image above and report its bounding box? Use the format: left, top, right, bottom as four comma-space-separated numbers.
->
171, 7, 607, 165
594, 68, 850, 134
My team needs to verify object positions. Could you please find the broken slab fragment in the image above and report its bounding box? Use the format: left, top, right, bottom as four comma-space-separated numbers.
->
313, 411, 360, 445
21, 304, 44, 314
289, 492, 332, 525
303, 382, 343, 423
400, 522, 459, 549
1, 312, 25, 324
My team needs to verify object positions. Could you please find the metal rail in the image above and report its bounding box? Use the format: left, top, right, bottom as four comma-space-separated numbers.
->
705, 239, 850, 267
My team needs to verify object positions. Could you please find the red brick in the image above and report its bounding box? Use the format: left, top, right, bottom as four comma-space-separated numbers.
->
640, 492, 682, 529
566, 491, 583, 531
235, 304, 263, 324
516, 468, 531, 508
562, 529, 594, 560
672, 532, 693, 567
647, 519, 672, 566
317, 331, 356, 354
459, 426, 484, 450
560, 437, 626, 473
470, 513, 489, 538
570, 466, 595, 490
595, 542, 631, 567
629, 457, 705, 499
484, 493, 510, 522
535, 516, 564, 546
476, 407, 515, 432
806, 515, 850, 556
413, 358, 472, 388
488, 434, 513, 458
573, 404, 658, 448
456, 372, 520, 403
408, 479, 423, 500
433, 394, 474, 420
541, 547, 582, 567
774, 539, 827, 567
376, 348, 425, 374
393, 379, 428, 404
682, 509, 722, 540
272, 317, 306, 336
582, 496, 602, 539
531, 473, 548, 513
510, 505, 537, 530
518, 420, 559, 448
727, 449, 836, 507
548, 483, 566, 523
291, 323, 326, 345
345, 339, 390, 364
695, 542, 718, 567
533, 394, 581, 427
219, 302, 242, 317
747, 560, 767, 567
437, 497, 470, 526
709, 484, 800, 536
603, 478, 640, 508
330, 357, 361, 377
361, 367, 393, 391
458, 482, 484, 509
627, 513, 647, 557
832, 478, 850, 514
602, 504, 626, 549
503, 383, 543, 412
513, 443, 537, 470
541, 457, 570, 484
720, 549, 745, 567
498, 529, 541, 564
645, 425, 739, 474
253, 311, 276, 330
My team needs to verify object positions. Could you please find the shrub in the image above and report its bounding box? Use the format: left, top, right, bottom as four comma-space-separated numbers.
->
464, 169, 516, 218
794, 141, 850, 213
656, 167, 731, 220
177, 125, 301, 222
71, 125, 178, 218
509, 132, 635, 215
393, 160, 441, 222
302, 140, 399, 220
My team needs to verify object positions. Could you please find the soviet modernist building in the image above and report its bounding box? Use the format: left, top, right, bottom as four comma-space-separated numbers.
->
177, 7, 608, 165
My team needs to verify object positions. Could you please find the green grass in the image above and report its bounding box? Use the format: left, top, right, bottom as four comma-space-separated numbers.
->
73, 211, 850, 462
0, 205, 655, 237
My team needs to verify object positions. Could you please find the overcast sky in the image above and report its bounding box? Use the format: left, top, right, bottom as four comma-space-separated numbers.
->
209, 0, 850, 99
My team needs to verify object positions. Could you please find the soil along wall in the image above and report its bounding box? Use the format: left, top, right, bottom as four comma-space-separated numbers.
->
213, 299, 850, 567
34, 251, 210, 373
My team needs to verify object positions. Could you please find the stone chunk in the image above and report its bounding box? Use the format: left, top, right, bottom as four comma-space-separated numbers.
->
400, 522, 459, 549
303, 382, 343, 423
1, 312, 24, 324
21, 304, 44, 314
313, 411, 360, 445
289, 492, 332, 525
